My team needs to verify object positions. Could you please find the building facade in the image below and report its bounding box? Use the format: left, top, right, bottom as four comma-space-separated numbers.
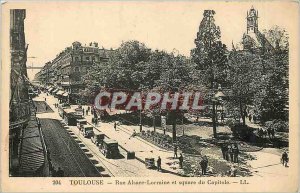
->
10, 9, 48, 177
35, 41, 113, 103
241, 6, 275, 52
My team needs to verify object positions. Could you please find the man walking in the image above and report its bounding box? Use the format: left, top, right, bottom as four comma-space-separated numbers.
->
281, 151, 289, 167
221, 143, 228, 160
200, 156, 208, 175
232, 143, 239, 163
179, 153, 183, 169
174, 144, 178, 158
157, 156, 162, 171
95, 118, 98, 126
228, 144, 234, 162
114, 122, 117, 131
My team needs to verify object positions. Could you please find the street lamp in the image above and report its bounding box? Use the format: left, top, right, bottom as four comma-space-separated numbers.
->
212, 84, 225, 138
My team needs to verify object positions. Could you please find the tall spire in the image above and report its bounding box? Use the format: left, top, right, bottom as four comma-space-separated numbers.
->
247, 6, 258, 34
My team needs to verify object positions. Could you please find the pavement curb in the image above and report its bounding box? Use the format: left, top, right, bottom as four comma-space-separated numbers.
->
86, 120, 185, 177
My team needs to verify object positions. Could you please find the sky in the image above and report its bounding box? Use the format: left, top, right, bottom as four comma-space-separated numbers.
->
15, 1, 296, 80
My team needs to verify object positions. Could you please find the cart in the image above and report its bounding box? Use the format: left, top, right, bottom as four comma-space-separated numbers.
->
100, 138, 119, 158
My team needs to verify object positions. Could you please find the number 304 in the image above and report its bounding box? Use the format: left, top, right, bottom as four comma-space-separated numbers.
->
52, 180, 61, 185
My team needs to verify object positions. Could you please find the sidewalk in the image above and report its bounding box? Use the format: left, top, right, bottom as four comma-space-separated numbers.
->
37, 93, 184, 176
82, 107, 184, 175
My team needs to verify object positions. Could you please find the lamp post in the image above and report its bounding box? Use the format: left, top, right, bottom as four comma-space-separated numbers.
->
212, 97, 218, 138
212, 84, 225, 138
139, 109, 142, 132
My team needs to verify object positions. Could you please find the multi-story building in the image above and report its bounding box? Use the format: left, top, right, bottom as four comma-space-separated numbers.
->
35, 41, 113, 103
10, 9, 47, 177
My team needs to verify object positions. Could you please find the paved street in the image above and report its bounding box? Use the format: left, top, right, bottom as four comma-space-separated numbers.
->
34, 100, 53, 113
33, 92, 290, 178
85, 107, 290, 178
35, 93, 177, 177
39, 118, 102, 177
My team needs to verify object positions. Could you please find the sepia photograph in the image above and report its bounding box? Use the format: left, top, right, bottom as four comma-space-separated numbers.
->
1, 1, 299, 192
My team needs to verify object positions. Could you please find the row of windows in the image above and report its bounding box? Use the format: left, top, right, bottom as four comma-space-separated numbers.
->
74, 56, 97, 62
74, 66, 91, 72
53, 65, 91, 75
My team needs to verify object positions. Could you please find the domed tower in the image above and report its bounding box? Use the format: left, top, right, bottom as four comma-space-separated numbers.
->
247, 6, 258, 34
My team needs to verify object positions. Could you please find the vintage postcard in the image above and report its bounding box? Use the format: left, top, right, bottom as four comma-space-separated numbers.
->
0, 0, 299, 192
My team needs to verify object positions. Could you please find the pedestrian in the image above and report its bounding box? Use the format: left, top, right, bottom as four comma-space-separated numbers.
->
56, 167, 64, 177
229, 165, 237, 177
221, 143, 228, 160
114, 122, 117, 131
157, 156, 162, 171
129, 130, 137, 139
95, 118, 98, 126
45, 105, 48, 111
232, 143, 239, 163
174, 144, 178, 158
179, 153, 183, 169
82, 108, 85, 116
45, 97, 47, 102
228, 144, 234, 162
200, 156, 208, 175
281, 151, 289, 167
86, 109, 89, 116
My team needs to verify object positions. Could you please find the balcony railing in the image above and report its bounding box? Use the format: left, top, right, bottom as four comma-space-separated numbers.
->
9, 100, 32, 127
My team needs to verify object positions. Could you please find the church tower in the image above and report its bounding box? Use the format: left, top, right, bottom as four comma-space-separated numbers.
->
247, 6, 258, 34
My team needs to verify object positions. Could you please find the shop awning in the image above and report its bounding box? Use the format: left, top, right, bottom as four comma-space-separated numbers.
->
19, 117, 45, 176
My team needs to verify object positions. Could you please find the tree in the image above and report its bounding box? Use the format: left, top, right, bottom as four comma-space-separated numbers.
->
263, 26, 289, 51
83, 40, 152, 93
254, 49, 288, 122
153, 52, 192, 142
191, 10, 228, 88
252, 26, 289, 122
227, 51, 264, 125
